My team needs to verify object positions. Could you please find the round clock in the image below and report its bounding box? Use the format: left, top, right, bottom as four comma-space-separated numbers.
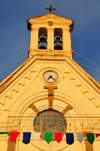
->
43, 70, 58, 83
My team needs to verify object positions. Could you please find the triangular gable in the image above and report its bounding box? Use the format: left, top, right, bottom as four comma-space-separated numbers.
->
27, 13, 74, 26
27, 14, 74, 33
0, 55, 99, 95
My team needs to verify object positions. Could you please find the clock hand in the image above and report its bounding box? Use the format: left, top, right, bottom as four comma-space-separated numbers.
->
51, 76, 56, 81
48, 75, 56, 81
48, 75, 52, 80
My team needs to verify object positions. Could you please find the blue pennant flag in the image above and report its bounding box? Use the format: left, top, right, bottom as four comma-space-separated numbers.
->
66, 133, 74, 145
23, 132, 31, 144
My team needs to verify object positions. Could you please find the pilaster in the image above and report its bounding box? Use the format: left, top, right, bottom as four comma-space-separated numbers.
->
84, 133, 94, 151
62, 28, 71, 51
7, 133, 16, 151
30, 27, 39, 50
47, 27, 54, 50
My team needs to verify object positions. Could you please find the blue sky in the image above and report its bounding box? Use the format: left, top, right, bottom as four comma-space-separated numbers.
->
0, 0, 100, 83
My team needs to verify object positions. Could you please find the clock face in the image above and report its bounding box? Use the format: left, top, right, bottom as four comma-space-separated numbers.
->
43, 70, 58, 83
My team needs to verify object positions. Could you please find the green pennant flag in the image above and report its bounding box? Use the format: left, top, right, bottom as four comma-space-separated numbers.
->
87, 133, 94, 144
0, 132, 8, 134
44, 133, 52, 144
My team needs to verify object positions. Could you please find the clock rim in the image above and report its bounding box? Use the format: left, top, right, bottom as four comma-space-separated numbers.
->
43, 70, 58, 83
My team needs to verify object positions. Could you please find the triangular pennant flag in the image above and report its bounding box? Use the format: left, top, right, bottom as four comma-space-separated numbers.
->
66, 133, 74, 145
95, 133, 100, 138
44, 133, 52, 144
34, 132, 41, 142
76, 133, 83, 143
10, 132, 19, 143
23, 132, 31, 144
0, 132, 8, 134
86, 133, 94, 144
55, 133, 62, 143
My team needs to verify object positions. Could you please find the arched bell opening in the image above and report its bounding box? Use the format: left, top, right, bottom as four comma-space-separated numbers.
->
38, 28, 47, 49
54, 28, 63, 50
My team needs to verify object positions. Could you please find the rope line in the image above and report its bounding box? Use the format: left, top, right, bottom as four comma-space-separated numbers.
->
0, 52, 99, 115
91, 76, 100, 82
0, 63, 22, 71
74, 51, 100, 67
0, 61, 46, 115
57, 60, 88, 116
77, 62, 100, 72
0, 73, 37, 116
0, 50, 27, 64
0, 78, 5, 81
57, 58, 99, 110
0, 60, 100, 73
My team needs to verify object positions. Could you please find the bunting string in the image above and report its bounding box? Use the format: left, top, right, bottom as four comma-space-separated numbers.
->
91, 76, 100, 82
0, 62, 99, 72
57, 58, 100, 107
0, 50, 27, 64
77, 62, 100, 72
74, 51, 100, 67
0, 63, 22, 71
0, 50, 99, 67
0, 131, 100, 144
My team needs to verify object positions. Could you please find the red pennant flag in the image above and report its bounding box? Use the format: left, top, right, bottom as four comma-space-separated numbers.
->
10, 132, 19, 143
55, 133, 62, 143
95, 134, 100, 138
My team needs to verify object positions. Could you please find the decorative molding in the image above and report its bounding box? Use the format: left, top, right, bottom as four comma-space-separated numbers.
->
47, 27, 54, 31
64, 71, 99, 108
28, 14, 73, 25
62, 104, 73, 114
10, 91, 87, 117
48, 21, 53, 26
28, 103, 39, 114
44, 85, 57, 108
32, 28, 39, 31
0, 70, 36, 105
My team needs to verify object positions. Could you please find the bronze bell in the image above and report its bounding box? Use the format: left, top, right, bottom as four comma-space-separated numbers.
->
39, 34, 46, 49
54, 35, 62, 50
39, 42, 46, 49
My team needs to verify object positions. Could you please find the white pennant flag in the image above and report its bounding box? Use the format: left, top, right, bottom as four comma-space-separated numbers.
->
34, 132, 41, 142
76, 133, 83, 143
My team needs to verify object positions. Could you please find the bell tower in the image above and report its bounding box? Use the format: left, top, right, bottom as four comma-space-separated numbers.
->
27, 5, 74, 58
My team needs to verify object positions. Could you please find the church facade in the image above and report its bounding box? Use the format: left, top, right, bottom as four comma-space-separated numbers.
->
0, 12, 100, 151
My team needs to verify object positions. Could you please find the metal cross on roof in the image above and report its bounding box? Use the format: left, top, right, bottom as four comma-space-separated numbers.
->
44, 2, 58, 14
